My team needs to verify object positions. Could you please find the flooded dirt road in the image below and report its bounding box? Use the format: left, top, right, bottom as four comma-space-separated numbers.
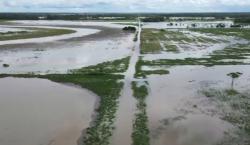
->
111, 19, 141, 145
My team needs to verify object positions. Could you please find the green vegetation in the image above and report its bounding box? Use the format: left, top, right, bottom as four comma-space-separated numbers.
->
134, 31, 138, 42
227, 72, 243, 89
70, 57, 130, 74
163, 43, 179, 53
142, 16, 165, 22
0, 27, 75, 41
140, 28, 217, 54
0, 20, 13, 25
0, 57, 132, 145
0, 73, 124, 145
201, 88, 250, 143
135, 57, 169, 78
122, 26, 136, 32
131, 81, 150, 145
0, 31, 29, 35
140, 29, 165, 54
141, 57, 248, 67
235, 18, 250, 24
2, 64, 10, 67
114, 22, 138, 26
140, 42, 250, 67
192, 28, 250, 40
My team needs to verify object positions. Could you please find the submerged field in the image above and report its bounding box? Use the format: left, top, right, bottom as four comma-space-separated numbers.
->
0, 20, 250, 145
0, 27, 75, 41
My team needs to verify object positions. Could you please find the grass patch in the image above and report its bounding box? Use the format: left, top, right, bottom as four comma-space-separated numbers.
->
131, 81, 150, 145
191, 28, 250, 40
140, 28, 218, 54
0, 20, 14, 25
141, 57, 248, 67
201, 88, 250, 140
70, 57, 130, 74
134, 31, 138, 42
140, 29, 164, 54
135, 57, 170, 78
0, 31, 29, 35
0, 73, 124, 145
0, 27, 75, 41
114, 22, 138, 26
141, 42, 250, 67
163, 42, 179, 53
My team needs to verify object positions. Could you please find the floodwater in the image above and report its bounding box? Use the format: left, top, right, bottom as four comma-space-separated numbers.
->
0, 25, 100, 45
143, 29, 249, 61
0, 21, 134, 74
143, 20, 234, 29
0, 27, 32, 33
15, 20, 126, 28
0, 38, 133, 74
111, 20, 141, 145
1, 19, 250, 145
147, 65, 250, 145
0, 77, 96, 145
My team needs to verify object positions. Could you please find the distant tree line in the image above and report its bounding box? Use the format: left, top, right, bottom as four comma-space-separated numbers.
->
1, 12, 250, 21
235, 17, 250, 24
0, 13, 137, 20
141, 16, 165, 22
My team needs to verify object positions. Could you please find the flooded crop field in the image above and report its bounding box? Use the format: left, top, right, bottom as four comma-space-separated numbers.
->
0, 16, 250, 145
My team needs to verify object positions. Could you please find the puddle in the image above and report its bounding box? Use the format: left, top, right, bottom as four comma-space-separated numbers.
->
147, 65, 250, 145
0, 77, 96, 145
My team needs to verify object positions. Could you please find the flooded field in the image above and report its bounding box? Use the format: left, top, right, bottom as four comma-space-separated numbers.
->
0, 77, 96, 145
143, 20, 234, 29
1, 19, 250, 145
147, 65, 250, 145
0, 21, 133, 74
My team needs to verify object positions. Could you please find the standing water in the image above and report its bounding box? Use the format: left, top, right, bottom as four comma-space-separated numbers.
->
111, 19, 141, 145
0, 77, 97, 145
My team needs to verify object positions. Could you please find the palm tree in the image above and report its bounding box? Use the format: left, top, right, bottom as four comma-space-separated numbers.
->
227, 72, 242, 89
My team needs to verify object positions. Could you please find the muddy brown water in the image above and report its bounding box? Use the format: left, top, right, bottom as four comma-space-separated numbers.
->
0, 21, 134, 74
0, 77, 96, 145
147, 65, 250, 145
111, 20, 141, 145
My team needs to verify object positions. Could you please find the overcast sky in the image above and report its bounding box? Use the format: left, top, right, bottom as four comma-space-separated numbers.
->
1, 0, 250, 13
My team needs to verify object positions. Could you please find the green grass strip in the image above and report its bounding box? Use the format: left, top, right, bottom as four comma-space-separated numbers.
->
131, 81, 150, 145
